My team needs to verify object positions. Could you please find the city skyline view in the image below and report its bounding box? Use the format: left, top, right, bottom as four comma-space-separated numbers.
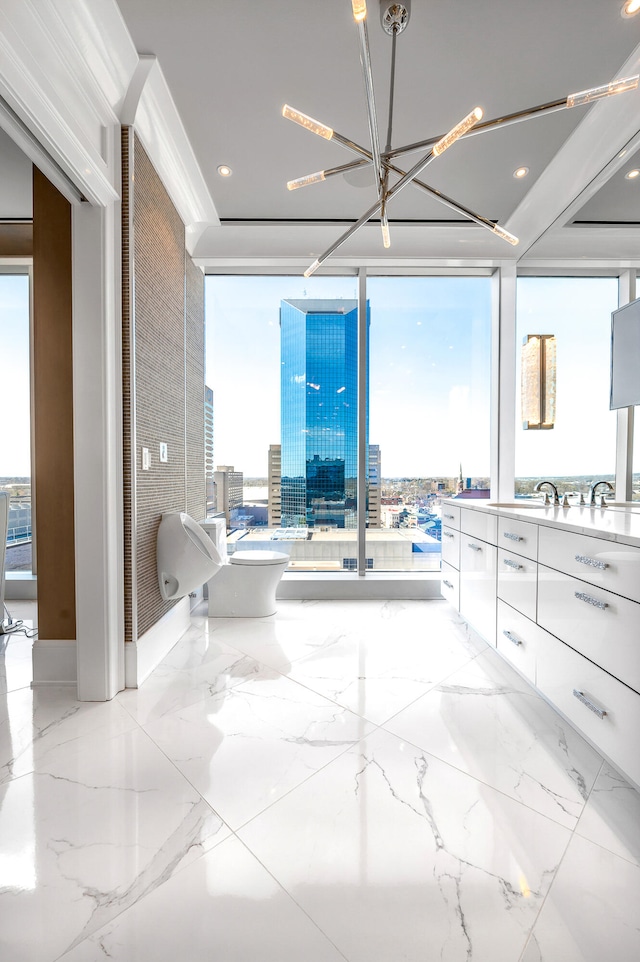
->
0, 273, 628, 482
205, 274, 622, 482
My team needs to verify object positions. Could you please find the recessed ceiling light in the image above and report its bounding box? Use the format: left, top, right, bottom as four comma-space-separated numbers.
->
513, 166, 529, 179
625, 168, 640, 179
622, 0, 640, 17
217, 165, 232, 177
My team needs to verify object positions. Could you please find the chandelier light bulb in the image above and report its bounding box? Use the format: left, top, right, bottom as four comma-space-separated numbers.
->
304, 259, 321, 278
352, 0, 368, 22
432, 107, 483, 157
287, 170, 327, 190
566, 75, 639, 108
282, 105, 334, 140
492, 224, 519, 246
622, 1, 640, 17
381, 214, 391, 248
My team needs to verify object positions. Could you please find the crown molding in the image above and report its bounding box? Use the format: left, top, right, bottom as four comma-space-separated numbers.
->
125, 55, 218, 249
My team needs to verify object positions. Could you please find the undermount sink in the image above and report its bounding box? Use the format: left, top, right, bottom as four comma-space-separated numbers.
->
486, 501, 548, 509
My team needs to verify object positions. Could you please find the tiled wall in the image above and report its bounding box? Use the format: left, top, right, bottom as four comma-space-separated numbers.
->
122, 129, 205, 643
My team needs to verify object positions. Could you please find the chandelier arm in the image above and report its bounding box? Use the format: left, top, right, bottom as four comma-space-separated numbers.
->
385, 98, 569, 160
306, 149, 437, 275
355, 16, 384, 192
304, 196, 384, 276
385, 25, 398, 152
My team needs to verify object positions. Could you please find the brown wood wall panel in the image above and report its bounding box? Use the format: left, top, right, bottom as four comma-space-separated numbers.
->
0, 222, 32, 257
32, 168, 76, 640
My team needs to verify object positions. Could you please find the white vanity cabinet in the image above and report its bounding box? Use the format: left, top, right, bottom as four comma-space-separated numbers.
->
459, 508, 497, 645
441, 505, 461, 610
440, 499, 640, 789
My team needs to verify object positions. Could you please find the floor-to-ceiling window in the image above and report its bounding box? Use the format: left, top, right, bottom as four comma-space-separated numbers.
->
0, 270, 32, 574
366, 275, 492, 571
205, 274, 359, 571
206, 272, 493, 574
515, 277, 619, 500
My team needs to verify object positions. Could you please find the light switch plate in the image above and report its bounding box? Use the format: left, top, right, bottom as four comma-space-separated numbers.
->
159, 442, 168, 463
142, 447, 150, 470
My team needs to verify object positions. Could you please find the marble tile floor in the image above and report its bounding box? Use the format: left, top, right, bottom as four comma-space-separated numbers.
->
1, 599, 639, 961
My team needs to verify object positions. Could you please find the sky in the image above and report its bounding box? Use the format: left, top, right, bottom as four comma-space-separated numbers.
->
0, 274, 31, 477
205, 274, 623, 479
0, 272, 628, 480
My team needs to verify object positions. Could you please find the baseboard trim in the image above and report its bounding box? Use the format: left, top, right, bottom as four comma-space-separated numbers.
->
5, 572, 38, 600
277, 572, 443, 601
124, 597, 191, 688
32, 638, 77, 686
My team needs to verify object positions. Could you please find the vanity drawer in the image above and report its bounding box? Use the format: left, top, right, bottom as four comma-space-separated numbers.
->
497, 548, 537, 621
497, 516, 538, 561
538, 526, 640, 603
496, 600, 539, 684
441, 526, 460, 568
537, 630, 640, 788
537, 565, 640, 694
440, 562, 459, 610
460, 508, 497, 546
441, 504, 461, 530
460, 537, 497, 645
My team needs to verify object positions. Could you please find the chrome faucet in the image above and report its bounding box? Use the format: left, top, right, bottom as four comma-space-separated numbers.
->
588, 480, 614, 506
534, 480, 560, 505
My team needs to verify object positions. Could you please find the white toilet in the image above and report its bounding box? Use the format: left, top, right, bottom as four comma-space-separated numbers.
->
157, 513, 289, 617
200, 518, 289, 617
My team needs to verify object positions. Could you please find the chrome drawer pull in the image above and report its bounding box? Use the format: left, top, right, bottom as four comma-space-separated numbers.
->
503, 630, 522, 647
574, 590, 608, 610
442, 531, 454, 539
575, 554, 608, 571
443, 513, 455, 520
468, 543, 482, 552
503, 532, 523, 542
573, 689, 607, 719
442, 579, 454, 590
503, 558, 523, 570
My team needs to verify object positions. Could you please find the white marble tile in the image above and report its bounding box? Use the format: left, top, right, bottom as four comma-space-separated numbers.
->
0, 629, 34, 694
522, 834, 640, 962
284, 614, 480, 725
143, 673, 374, 829
0, 726, 229, 962
116, 625, 276, 725
575, 764, 640, 866
0, 686, 138, 784
238, 727, 571, 962
384, 648, 603, 828
57, 836, 346, 962
205, 602, 364, 672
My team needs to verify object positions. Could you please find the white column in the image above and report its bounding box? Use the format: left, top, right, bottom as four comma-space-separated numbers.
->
357, 268, 367, 575
490, 262, 517, 502
615, 271, 637, 501
72, 199, 125, 700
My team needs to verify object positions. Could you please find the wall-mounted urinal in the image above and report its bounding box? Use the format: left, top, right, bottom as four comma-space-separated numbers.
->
157, 512, 223, 601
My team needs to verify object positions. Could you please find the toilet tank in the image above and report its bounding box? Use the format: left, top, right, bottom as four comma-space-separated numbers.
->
199, 518, 228, 562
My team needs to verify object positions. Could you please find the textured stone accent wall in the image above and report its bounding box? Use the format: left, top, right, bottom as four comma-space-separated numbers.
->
122, 130, 205, 643
185, 257, 205, 520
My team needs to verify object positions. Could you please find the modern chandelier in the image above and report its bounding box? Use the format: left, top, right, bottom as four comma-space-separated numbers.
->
282, 0, 639, 277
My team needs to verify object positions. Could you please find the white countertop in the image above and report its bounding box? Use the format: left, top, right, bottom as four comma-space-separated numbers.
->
444, 498, 640, 549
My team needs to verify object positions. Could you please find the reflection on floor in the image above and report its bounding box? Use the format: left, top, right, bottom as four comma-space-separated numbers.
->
1, 599, 639, 961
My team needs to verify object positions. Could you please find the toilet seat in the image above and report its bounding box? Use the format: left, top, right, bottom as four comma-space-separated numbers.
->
230, 550, 289, 566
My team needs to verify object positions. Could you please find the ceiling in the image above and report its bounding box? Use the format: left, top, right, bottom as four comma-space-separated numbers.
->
113, 0, 640, 266
3, 0, 640, 267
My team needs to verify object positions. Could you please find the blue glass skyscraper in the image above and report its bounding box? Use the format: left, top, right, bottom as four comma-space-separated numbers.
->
280, 299, 369, 529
